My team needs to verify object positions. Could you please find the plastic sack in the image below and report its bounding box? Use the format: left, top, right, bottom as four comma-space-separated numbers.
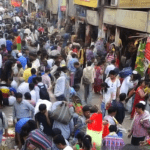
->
125, 97, 133, 113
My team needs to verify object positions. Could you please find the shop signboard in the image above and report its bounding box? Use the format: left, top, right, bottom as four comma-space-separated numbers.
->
147, 11, 150, 33
116, 9, 148, 32
76, 5, 86, 18
51, 0, 59, 14
74, 0, 98, 8
118, 0, 150, 8
144, 38, 150, 74
86, 10, 99, 26
28, 0, 36, 3
68, 0, 76, 17
103, 8, 117, 25
60, 0, 66, 11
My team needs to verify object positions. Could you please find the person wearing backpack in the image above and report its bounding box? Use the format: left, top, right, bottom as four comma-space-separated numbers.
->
36, 76, 50, 101
82, 61, 95, 104
0, 111, 8, 143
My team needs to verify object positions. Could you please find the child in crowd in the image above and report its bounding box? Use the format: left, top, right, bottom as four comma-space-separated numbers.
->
103, 125, 125, 149
104, 106, 117, 125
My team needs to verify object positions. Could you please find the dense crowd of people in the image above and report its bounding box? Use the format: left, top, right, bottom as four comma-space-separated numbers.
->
0, 2, 150, 150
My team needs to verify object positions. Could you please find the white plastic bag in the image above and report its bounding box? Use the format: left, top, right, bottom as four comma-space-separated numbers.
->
126, 97, 133, 113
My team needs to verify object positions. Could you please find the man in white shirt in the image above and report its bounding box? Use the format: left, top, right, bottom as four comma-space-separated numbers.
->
29, 83, 37, 102
54, 69, 70, 101
13, 14, 21, 24
47, 58, 54, 69
24, 27, 31, 36
82, 61, 95, 104
105, 70, 120, 100
105, 60, 116, 77
0, 3, 5, 13
29, 53, 40, 71
8, 77, 18, 90
120, 71, 138, 95
0, 34, 6, 48
17, 78, 30, 96
50, 61, 60, 77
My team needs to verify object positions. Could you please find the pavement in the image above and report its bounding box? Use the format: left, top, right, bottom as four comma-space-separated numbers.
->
2, 85, 132, 145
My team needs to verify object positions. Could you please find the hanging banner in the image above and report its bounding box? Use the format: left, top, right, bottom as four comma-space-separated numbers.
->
144, 38, 150, 74
87, 113, 102, 149
60, 0, 66, 11
135, 42, 146, 77
86, 10, 99, 26
11, 0, 22, 7
68, 0, 76, 17
74, 0, 98, 8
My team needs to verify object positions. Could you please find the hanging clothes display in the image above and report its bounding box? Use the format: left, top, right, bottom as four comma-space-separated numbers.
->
135, 42, 146, 77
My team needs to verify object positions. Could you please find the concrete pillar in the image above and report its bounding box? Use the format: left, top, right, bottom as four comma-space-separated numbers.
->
98, 0, 105, 38
115, 27, 120, 46
98, 24, 106, 38
107, 27, 110, 40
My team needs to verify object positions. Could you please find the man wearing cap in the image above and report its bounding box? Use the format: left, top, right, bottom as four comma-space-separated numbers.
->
120, 70, 139, 95
17, 53, 27, 70
17, 78, 30, 95
105, 60, 116, 78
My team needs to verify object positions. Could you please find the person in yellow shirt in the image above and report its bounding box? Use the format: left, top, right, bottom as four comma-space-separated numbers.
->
23, 62, 32, 82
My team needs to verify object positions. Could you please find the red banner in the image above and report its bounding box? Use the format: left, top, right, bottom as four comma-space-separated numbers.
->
145, 37, 150, 61
11, 0, 21, 7
60, 6, 66, 11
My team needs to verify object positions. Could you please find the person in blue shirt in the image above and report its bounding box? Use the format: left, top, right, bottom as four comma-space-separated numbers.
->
17, 53, 27, 70
6, 36, 13, 53
114, 93, 126, 124
28, 68, 37, 84
67, 53, 78, 86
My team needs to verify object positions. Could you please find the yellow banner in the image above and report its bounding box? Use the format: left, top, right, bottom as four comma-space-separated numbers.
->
74, 0, 98, 8
61, 0, 66, 6
119, 0, 150, 8
61, 0, 66, 11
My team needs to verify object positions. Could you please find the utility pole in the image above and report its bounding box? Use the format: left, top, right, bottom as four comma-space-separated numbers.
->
57, 0, 62, 29
98, 0, 105, 38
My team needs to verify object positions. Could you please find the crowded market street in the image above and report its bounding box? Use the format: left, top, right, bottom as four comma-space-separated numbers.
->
0, 0, 150, 150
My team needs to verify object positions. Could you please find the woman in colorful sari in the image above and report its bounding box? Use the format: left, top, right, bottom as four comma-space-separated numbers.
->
94, 61, 104, 94
131, 80, 148, 119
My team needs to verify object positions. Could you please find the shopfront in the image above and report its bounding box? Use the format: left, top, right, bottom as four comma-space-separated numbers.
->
28, 0, 36, 13
74, 0, 98, 8
116, 9, 148, 32
86, 10, 99, 42
68, 0, 76, 17
36, 0, 46, 11
103, 8, 117, 41
118, 0, 150, 8
103, 8, 149, 69
75, 5, 86, 42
